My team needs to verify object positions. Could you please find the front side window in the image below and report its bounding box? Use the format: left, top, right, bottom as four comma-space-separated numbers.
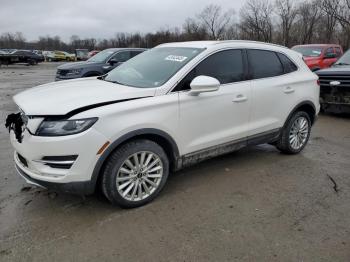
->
105, 47, 204, 88
174, 49, 244, 91
111, 51, 130, 62
248, 50, 284, 79
87, 49, 115, 63
324, 47, 335, 56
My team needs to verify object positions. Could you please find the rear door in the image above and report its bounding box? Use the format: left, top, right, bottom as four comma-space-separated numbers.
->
176, 49, 251, 154
247, 49, 299, 136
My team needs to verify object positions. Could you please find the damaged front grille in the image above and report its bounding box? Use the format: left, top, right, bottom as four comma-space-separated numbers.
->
318, 74, 350, 104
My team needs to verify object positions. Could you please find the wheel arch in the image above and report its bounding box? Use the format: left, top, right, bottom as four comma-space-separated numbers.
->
91, 128, 180, 192
284, 101, 317, 127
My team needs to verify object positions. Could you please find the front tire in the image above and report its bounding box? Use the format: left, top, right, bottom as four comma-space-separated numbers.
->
102, 139, 169, 208
276, 111, 311, 154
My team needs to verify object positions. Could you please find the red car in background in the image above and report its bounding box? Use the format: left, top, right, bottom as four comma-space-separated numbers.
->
292, 44, 343, 71
88, 50, 100, 58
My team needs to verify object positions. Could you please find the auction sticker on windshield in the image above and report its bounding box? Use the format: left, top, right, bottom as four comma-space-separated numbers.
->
165, 55, 188, 62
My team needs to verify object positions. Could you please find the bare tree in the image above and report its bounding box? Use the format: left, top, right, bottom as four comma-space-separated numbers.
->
239, 0, 274, 42
183, 18, 208, 40
322, 0, 350, 26
295, 0, 321, 44
197, 4, 234, 40
275, 0, 298, 47
319, 0, 342, 42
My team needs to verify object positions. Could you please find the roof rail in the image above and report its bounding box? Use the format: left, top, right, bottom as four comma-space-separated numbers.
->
213, 40, 289, 49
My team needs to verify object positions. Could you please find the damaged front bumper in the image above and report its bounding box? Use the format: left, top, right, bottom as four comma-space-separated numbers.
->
9, 123, 108, 195
15, 161, 95, 195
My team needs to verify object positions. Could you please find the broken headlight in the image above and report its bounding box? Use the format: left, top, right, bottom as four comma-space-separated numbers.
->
36, 118, 98, 136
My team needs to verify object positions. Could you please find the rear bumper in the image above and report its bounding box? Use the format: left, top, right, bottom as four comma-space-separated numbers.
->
15, 163, 95, 195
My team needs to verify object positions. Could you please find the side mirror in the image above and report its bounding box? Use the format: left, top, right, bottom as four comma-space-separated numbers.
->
189, 75, 220, 95
109, 58, 119, 65
324, 53, 336, 59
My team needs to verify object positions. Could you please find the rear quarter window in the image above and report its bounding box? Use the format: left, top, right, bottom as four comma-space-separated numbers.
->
277, 53, 298, 73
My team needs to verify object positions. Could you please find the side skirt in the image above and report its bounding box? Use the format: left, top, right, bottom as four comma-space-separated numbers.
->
176, 128, 281, 170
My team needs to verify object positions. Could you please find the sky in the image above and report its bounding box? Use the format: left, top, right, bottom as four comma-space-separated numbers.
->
0, 0, 245, 42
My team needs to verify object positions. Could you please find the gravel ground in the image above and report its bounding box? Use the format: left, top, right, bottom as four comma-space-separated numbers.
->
0, 62, 349, 262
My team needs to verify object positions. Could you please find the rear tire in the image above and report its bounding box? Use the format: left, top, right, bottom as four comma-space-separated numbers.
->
276, 111, 311, 154
101, 139, 169, 208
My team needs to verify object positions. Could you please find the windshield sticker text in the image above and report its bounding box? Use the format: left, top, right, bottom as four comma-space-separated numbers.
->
165, 55, 188, 62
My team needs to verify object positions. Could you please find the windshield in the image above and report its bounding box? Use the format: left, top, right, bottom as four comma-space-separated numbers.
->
292, 46, 323, 57
334, 50, 350, 65
87, 49, 114, 63
105, 47, 204, 88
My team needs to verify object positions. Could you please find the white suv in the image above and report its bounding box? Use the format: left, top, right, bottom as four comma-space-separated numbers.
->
6, 41, 320, 208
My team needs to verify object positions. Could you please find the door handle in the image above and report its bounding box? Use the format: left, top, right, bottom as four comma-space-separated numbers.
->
284, 86, 295, 94
232, 94, 247, 103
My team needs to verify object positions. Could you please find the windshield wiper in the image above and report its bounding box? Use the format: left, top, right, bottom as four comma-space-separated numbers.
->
103, 79, 125, 86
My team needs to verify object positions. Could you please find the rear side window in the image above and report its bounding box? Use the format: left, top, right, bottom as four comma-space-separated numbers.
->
248, 50, 284, 79
173, 49, 244, 91
335, 47, 342, 57
130, 50, 143, 58
277, 53, 298, 73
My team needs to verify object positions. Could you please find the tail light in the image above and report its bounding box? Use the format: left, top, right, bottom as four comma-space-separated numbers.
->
317, 79, 320, 86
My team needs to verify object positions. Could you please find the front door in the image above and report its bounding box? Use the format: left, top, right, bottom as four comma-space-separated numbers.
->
175, 49, 251, 154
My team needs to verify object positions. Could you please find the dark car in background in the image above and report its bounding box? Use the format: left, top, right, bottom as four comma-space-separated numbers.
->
316, 49, 350, 113
56, 48, 146, 81
292, 44, 343, 71
0, 50, 43, 66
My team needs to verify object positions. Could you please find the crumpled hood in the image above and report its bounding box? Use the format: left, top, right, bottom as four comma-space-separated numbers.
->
13, 77, 156, 116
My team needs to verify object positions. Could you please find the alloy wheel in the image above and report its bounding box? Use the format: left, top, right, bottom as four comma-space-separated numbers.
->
289, 116, 309, 150
116, 151, 163, 201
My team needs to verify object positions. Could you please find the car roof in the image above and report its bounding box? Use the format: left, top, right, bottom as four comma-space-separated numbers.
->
103, 48, 147, 52
157, 40, 290, 51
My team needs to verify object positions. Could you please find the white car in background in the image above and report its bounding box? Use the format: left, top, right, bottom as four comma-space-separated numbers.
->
6, 41, 320, 208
